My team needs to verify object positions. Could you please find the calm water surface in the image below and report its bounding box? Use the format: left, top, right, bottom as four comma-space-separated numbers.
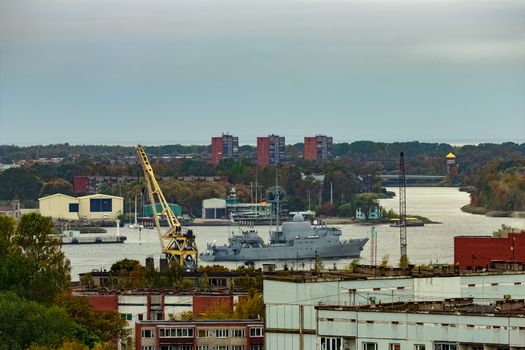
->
63, 187, 525, 281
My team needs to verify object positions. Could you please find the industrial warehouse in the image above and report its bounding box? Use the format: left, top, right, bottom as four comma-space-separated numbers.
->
38, 193, 124, 221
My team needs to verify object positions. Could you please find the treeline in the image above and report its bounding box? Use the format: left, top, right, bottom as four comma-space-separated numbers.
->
1, 142, 523, 216
2, 141, 524, 163
0, 213, 126, 349
470, 159, 525, 213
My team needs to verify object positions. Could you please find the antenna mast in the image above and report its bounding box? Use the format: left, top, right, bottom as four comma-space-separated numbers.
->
399, 152, 407, 258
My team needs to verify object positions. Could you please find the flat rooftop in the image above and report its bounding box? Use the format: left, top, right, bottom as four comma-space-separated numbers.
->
317, 298, 525, 317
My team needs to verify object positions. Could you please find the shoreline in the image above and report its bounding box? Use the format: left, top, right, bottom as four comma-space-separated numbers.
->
461, 204, 525, 218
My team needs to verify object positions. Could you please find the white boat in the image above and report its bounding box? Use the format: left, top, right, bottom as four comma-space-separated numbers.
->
125, 195, 144, 229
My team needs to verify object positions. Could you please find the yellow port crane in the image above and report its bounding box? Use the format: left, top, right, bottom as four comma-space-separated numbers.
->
136, 144, 198, 270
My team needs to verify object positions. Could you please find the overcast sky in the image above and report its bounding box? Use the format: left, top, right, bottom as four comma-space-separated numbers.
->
0, 0, 524, 145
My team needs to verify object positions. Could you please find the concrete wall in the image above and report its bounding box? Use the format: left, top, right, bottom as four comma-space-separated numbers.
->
86, 294, 119, 312
317, 308, 525, 348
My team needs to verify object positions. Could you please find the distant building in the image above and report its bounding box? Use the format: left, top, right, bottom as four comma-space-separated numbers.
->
257, 134, 285, 167
39, 193, 124, 221
143, 203, 182, 218
211, 133, 239, 164
446, 152, 458, 174
74, 175, 138, 195
202, 198, 227, 219
304, 135, 333, 161
0, 199, 21, 220
454, 231, 525, 269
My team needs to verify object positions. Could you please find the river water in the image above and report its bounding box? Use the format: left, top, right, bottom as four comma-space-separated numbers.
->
63, 187, 525, 281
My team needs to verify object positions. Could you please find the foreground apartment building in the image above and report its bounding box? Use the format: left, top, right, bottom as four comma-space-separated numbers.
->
316, 299, 525, 350
264, 270, 525, 350
136, 319, 264, 350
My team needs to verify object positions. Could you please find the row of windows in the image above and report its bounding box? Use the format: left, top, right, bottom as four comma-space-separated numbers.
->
160, 346, 192, 350
196, 347, 246, 350
142, 346, 155, 350
160, 328, 194, 338
90, 198, 112, 212
362, 343, 462, 350
144, 327, 263, 339
467, 282, 521, 287
196, 328, 254, 338
340, 318, 515, 330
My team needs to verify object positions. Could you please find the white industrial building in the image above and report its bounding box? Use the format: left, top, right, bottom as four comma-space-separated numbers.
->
202, 198, 227, 219
39, 193, 123, 220
264, 271, 525, 350
316, 299, 525, 350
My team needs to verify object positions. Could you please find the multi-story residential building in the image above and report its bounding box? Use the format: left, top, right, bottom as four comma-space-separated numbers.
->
211, 133, 239, 164
256, 134, 285, 167
315, 298, 525, 350
74, 175, 139, 194
136, 319, 264, 350
79, 290, 250, 350
304, 135, 333, 161
264, 271, 525, 350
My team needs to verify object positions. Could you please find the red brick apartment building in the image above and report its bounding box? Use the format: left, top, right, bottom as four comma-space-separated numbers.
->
210, 134, 239, 164
303, 135, 333, 161
256, 134, 285, 167
136, 319, 264, 350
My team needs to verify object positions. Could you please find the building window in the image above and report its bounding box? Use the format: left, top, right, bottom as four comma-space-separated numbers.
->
232, 346, 245, 350
90, 198, 112, 212
69, 203, 79, 212
216, 329, 229, 338
198, 329, 207, 338
218, 346, 228, 350
363, 343, 378, 350
414, 345, 426, 350
196, 346, 209, 350
141, 346, 155, 350
160, 328, 193, 338
249, 327, 263, 337
233, 329, 245, 337
321, 337, 342, 350
389, 344, 401, 350
250, 346, 263, 350
120, 313, 132, 321
141, 329, 155, 338
434, 343, 457, 350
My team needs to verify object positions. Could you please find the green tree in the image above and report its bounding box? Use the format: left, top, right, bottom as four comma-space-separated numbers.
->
12, 213, 70, 304
0, 214, 70, 304
55, 293, 127, 344
0, 292, 75, 350
0, 167, 43, 201
110, 258, 140, 272
234, 290, 264, 319
492, 224, 517, 238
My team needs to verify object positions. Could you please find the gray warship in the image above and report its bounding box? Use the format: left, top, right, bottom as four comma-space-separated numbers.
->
199, 213, 368, 262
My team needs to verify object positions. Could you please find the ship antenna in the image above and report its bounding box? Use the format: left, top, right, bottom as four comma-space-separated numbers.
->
275, 169, 280, 230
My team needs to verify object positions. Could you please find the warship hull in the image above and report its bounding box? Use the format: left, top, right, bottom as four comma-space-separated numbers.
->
200, 238, 368, 262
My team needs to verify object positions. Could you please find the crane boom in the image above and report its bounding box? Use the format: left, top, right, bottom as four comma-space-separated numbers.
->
137, 145, 198, 270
